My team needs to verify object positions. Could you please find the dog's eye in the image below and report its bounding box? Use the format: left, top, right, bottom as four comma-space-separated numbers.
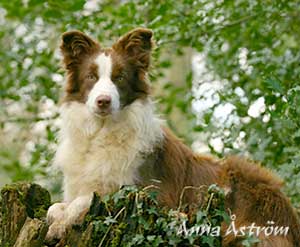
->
114, 75, 125, 84
86, 74, 97, 81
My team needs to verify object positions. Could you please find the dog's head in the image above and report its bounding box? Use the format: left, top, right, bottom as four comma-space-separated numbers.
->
60, 28, 153, 117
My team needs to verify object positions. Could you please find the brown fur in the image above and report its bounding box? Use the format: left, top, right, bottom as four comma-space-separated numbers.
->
138, 129, 300, 246
139, 127, 221, 207
60, 31, 100, 97
219, 157, 300, 246
111, 28, 152, 104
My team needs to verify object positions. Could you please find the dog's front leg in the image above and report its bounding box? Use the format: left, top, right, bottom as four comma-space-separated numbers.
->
65, 194, 92, 226
45, 194, 92, 243
47, 202, 68, 225
45, 202, 68, 244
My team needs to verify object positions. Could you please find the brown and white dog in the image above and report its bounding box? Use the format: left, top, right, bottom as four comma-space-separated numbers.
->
46, 28, 300, 246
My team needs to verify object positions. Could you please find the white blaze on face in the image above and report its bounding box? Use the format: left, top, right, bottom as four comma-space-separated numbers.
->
86, 53, 120, 115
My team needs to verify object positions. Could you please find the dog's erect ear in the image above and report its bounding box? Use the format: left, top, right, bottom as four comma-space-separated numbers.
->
60, 31, 100, 61
60, 31, 99, 93
113, 28, 153, 69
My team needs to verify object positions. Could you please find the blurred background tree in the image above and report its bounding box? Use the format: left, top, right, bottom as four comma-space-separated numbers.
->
0, 0, 299, 207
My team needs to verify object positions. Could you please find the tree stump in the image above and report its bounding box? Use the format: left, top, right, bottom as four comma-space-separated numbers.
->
0, 183, 226, 247
14, 218, 48, 247
0, 183, 51, 247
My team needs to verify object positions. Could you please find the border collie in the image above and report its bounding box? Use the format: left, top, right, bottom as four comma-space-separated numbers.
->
46, 28, 300, 246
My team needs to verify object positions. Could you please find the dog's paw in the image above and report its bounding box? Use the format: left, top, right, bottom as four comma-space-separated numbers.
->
47, 202, 68, 225
45, 221, 67, 245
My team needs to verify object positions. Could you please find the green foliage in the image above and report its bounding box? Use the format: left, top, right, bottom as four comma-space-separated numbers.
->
241, 236, 260, 247
76, 185, 231, 247
0, 0, 299, 207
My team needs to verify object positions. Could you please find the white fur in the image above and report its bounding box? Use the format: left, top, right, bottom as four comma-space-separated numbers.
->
86, 54, 120, 114
46, 202, 68, 241
55, 99, 163, 201
46, 202, 67, 225
47, 98, 163, 238
65, 195, 92, 224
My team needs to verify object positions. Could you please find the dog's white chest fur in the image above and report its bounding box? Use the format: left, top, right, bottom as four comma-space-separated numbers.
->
54, 100, 163, 202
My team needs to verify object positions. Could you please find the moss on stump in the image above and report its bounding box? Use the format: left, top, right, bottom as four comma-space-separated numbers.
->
0, 183, 227, 247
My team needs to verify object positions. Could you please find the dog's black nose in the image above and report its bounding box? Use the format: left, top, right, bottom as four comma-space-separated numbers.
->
96, 95, 111, 108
